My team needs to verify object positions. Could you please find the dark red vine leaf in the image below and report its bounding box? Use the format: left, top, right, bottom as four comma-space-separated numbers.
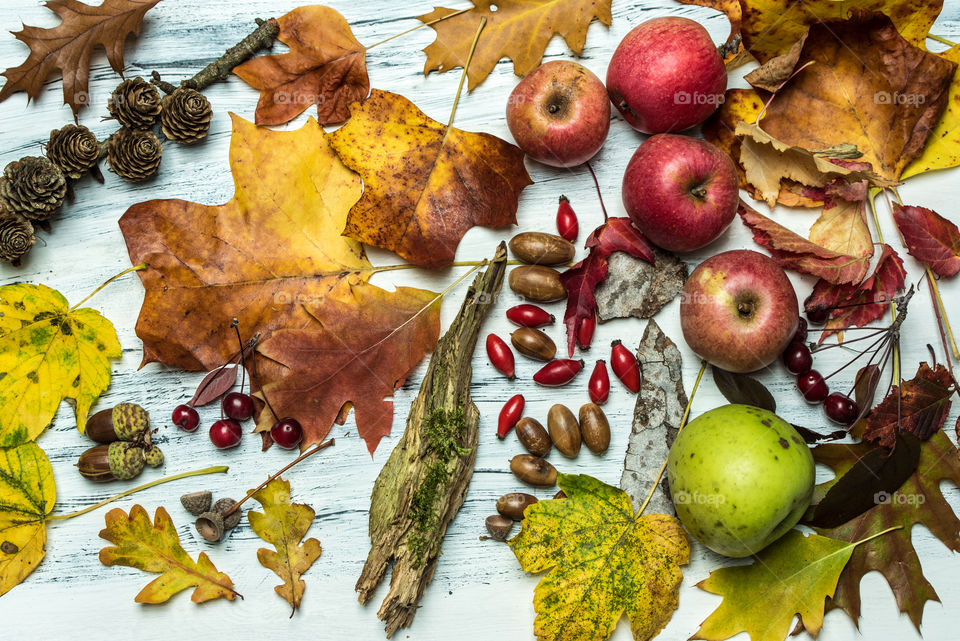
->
892, 204, 960, 278
711, 366, 776, 413
862, 362, 957, 447
559, 218, 654, 356
804, 244, 907, 341
738, 200, 870, 284
188, 365, 238, 407
812, 430, 960, 629
854, 364, 883, 416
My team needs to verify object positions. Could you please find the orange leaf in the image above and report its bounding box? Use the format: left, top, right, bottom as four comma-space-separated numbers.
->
233, 6, 369, 127
99, 505, 239, 604
0, 0, 162, 116
254, 278, 440, 453
759, 12, 957, 182
418, 0, 612, 91
119, 114, 369, 371
329, 89, 531, 268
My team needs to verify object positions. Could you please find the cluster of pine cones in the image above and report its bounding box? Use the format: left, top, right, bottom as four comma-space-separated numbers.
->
0, 77, 213, 265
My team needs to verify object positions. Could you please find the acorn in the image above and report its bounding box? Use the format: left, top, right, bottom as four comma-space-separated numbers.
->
86, 402, 151, 443
195, 511, 225, 542
180, 491, 212, 516
212, 497, 241, 529
77, 442, 145, 482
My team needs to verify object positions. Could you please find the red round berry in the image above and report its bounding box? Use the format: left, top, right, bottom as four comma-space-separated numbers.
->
794, 317, 808, 343
806, 306, 830, 325
270, 418, 303, 450
782, 341, 813, 375
172, 404, 199, 432
209, 418, 243, 449
797, 370, 829, 403
825, 393, 860, 425
222, 392, 254, 421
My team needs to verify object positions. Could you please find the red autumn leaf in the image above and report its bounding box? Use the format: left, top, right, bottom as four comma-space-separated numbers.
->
559, 218, 654, 356
862, 362, 957, 448
739, 200, 870, 284
188, 364, 238, 407
233, 6, 369, 126
892, 204, 960, 278
804, 244, 906, 341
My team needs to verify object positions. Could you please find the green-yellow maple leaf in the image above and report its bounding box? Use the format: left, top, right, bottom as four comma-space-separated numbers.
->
0, 283, 120, 446
248, 477, 322, 615
509, 473, 690, 641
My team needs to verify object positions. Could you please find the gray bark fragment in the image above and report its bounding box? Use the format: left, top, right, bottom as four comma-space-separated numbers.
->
595, 248, 687, 322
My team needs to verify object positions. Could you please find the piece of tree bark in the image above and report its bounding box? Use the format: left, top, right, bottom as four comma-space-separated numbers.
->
620, 319, 687, 515
595, 248, 687, 322
356, 243, 507, 638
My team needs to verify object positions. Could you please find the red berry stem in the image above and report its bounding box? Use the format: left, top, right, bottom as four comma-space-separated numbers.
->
585, 161, 608, 223
232, 318, 248, 395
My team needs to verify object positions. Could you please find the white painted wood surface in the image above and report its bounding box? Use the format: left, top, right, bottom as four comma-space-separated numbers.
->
1, 1, 960, 639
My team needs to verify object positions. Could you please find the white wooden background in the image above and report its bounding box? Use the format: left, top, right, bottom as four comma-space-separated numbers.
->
1, 1, 959, 640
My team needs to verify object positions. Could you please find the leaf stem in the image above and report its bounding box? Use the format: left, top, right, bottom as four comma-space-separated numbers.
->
851, 524, 903, 547
221, 439, 334, 518
867, 189, 900, 383
637, 360, 707, 516
69, 263, 147, 311
927, 34, 958, 47
446, 17, 487, 131
363, 259, 524, 275
365, 8, 472, 50
45, 465, 229, 522
585, 161, 608, 222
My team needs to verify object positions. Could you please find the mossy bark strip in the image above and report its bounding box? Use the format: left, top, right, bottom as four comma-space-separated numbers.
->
356, 243, 507, 638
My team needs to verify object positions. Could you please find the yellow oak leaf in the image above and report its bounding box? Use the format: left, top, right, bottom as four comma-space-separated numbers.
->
248, 478, 322, 615
0, 443, 55, 597
692, 530, 865, 641
329, 89, 531, 268
904, 45, 960, 178
509, 473, 689, 641
418, 0, 612, 91
99, 505, 239, 603
0, 283, 120, 446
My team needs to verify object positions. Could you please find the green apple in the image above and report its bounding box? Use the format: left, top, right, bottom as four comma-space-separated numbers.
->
666, 404, 815, 557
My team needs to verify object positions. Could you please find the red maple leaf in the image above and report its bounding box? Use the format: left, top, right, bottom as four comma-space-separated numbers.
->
804, 244, 906, 341
559, 218, 653, 356
892, 204, 960, 278
862, 362, 957, 447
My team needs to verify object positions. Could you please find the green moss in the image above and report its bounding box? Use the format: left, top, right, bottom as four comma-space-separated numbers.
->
423, 406, 471, 459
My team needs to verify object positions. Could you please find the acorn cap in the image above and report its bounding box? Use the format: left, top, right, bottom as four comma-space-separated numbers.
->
485, 514, 514, 542
107, 128, 162, 183
0, 156, 66, 220
180, 490, 212, 516
212, 497, 240, 529
107, 441, 145, 480
108, 77, 162, 129
160, 87, 212, 144
46, 124, 99, 180
0, 206, 34, 264
195, 511, 224, 542
113, 402, 150, 440
143, 445, 163, 467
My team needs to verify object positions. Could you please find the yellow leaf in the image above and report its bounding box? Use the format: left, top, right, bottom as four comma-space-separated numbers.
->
692, 530, 858, 641
0, 443, 55, 597
329, 89, 531, 268
418, 0, 612, 91
99, 505, 239, 603
0, 283, 120, 446
509, 474, 689, 641
248, 478, 322, 615
904, 45, 960, 178
809, 198, 874, 259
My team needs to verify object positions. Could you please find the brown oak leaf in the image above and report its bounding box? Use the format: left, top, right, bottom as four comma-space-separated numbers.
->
328, 89, 531, 268
862, 362, 956, 448
0, 0, 162, 117
738, 200, 870, 285
233, 6, 368, 126
760, 12, 956, 182
892, 203, 960, 278
418, 0, 612, 91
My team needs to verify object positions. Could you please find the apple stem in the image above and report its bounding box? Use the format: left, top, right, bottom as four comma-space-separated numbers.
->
851, 524, 903, 548
585, 161, 608, 222
636, 360, 707, 517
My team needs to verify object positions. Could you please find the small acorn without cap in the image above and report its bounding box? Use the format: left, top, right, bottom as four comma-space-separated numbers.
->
86, 402, 151, 443
195, 511, 224, 542
77, 442, 145, 482
180, 491, 212, 516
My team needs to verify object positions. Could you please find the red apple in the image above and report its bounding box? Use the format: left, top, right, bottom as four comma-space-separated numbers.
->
606, 17, 726, 133
680, 250, 799, 373
622, 134, 737, 252
506, 60, 610, 167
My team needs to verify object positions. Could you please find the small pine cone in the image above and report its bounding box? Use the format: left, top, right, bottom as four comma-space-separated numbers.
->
0, 156, 67, 220
0, 206, 35, 264
108, 77, 162, 129
160, 87, 212, 144
107, 129, 162, 182
47, 124, 99, 179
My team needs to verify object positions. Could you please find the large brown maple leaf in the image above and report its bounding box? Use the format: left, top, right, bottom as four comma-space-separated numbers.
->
0, 0, 162, 116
